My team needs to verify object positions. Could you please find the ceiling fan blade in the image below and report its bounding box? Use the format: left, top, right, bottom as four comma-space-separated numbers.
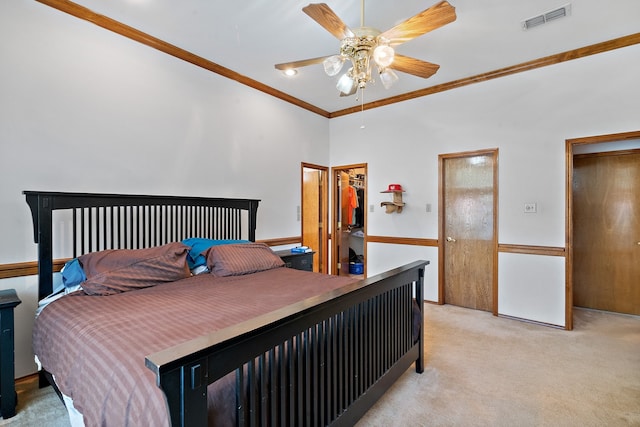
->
275, 55, 331, 70
389, 54, 440, 78
379, 0, 456, 45
303, 3, 355, 40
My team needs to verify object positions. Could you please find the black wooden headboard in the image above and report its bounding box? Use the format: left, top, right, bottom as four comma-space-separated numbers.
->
24, 191, 260, 300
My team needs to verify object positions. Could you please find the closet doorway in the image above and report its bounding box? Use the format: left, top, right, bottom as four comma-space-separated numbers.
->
301, 163, 328, 273
331, 164, 367, 277
568, 132, 640, 320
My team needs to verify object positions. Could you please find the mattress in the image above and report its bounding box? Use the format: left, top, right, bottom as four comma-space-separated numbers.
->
33, 267, 358, 426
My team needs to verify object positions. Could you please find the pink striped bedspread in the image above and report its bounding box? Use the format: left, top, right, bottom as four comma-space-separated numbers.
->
33, 267, 358, 426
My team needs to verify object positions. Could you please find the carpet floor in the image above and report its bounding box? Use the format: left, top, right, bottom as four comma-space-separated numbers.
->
2, 304, 639, 426
356, 304, 640, 426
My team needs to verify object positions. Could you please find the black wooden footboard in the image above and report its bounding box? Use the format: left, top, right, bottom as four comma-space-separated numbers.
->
146, 260, 427, 427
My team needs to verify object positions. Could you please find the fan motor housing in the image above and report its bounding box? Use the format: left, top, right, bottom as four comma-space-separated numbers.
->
340, 27, 384, 85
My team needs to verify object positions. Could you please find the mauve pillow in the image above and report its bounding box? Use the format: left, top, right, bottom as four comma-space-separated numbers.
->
181, 238, 249, 271
206, 242, 284, 277
78, 242, 191, 296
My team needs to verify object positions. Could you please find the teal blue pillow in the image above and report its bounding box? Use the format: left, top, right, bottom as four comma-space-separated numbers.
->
181, 238, 249, 271
61, 258, 87, 289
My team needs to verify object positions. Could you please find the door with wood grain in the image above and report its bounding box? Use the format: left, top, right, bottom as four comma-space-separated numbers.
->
302, 163, 328, 273
572, 150, 640, 315
440, 150, 498, 313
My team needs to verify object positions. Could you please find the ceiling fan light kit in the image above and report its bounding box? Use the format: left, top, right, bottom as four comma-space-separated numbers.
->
379, 68, 399, 90
337, 71, 358, 96
275, 1, 457, 98
327, 29, 397, 95
323, 55, 345, 76
372, 44, 395, 68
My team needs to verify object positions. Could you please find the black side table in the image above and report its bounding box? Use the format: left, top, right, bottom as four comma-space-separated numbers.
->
275, 250, 315, 272
0, 289, 21, 419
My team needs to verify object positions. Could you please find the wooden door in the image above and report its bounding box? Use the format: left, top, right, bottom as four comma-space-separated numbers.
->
440, 151, 497, 312
337, 171, 352, 276
573, 150, 640, 315
302, 164, 328, 273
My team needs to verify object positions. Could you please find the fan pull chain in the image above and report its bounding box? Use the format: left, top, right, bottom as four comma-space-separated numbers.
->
360, 87, 365, 129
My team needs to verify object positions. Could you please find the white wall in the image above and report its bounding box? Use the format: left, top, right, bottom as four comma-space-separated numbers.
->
498, 253, 566, 326
0, 2, 329, 378
330, 43, 640, 327
2, 0, 638, 378
367, 244, 439, 302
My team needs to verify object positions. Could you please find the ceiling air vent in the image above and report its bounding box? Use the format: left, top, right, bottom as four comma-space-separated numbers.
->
522, 4, 572, 30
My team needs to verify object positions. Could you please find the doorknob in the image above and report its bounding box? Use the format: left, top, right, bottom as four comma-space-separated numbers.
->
446, 236, 456, 242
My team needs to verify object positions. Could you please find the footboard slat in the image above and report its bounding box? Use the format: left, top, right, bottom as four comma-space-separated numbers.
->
296, 331, 305, 426
267, 348, 276, 426
347, 306, 355, 405
306, 328, 313, 424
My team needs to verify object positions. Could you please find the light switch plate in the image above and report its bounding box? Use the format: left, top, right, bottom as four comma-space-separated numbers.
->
524, 203, 537, 213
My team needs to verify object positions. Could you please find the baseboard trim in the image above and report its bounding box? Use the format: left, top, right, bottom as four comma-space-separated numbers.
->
498, 313, 565, 330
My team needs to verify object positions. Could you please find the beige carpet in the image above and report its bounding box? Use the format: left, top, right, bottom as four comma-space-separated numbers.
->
2, 304, 639, 426
357, 304, 640, 427
0, 377, 69, 427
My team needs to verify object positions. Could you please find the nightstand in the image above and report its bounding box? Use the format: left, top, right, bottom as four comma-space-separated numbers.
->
0, 289, 21, 419
275, 250, 315, 272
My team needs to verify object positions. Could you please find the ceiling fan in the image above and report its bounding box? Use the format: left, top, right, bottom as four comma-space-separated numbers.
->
275, 1, 457, 97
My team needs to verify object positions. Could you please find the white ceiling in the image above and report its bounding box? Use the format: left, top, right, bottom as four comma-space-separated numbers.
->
56, 0, 639, 113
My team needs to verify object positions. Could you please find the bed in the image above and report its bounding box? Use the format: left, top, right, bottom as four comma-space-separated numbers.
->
24, 191, 428, 426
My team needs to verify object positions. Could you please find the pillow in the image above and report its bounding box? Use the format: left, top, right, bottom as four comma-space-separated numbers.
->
61, 258, 87, 290
181, 238, 249, 271
78, 242, 191, 296
206, 242, 284, 277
